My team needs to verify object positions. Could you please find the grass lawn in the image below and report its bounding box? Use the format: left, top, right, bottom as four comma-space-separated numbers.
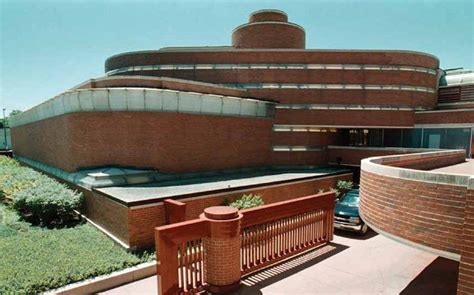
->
0, 203, 154, 293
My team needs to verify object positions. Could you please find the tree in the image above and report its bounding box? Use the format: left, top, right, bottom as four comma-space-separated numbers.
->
0, 110, 22, 128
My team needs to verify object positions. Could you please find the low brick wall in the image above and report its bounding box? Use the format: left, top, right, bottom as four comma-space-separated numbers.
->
359, 150, 474, 295
360, 170, 467, 256
90, 172, 352, 249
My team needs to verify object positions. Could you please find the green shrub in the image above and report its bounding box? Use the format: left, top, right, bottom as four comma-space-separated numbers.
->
336, 180, 354, 191
0, 156, 83, 226
329, 187, 341, 198
13, 181, 83, 225
229, 194, 264, 210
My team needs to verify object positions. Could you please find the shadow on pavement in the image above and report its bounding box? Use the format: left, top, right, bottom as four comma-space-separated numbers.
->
400, 257, 459, 295
231, 242, 349, 295
334, 228, 378, 240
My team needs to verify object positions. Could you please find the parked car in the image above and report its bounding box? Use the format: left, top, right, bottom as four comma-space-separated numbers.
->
334, 189, 369, 235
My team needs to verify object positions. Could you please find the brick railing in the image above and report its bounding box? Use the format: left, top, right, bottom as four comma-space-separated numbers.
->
239, 193, 334, 275
155, 191, 335, 295
359, 150, 474, 295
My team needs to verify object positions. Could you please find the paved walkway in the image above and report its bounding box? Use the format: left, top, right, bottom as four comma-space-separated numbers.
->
101, 230, 458, 294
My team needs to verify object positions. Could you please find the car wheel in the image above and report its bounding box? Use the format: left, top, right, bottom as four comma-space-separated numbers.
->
359, 223, 369, 235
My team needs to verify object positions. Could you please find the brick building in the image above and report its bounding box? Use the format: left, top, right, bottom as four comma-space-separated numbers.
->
8, 10, 474, 249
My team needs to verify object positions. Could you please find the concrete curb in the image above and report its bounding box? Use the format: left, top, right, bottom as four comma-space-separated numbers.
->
46, 261, 156, 295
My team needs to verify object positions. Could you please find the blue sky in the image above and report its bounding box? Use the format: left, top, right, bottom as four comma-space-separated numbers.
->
1, 0, 473, 112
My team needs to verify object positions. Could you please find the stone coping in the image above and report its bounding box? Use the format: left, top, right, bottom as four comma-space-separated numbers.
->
361, 149, 471, 186
10, 87, 275, 127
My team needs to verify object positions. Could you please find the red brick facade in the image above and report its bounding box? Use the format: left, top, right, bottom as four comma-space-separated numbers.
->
275, 109, 415, 127
12, 112, 273, 173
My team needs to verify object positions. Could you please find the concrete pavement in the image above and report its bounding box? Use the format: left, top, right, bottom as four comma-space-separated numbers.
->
101, 230, 458, 294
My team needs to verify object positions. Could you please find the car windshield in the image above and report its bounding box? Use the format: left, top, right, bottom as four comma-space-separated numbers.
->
339, 193, 359, 207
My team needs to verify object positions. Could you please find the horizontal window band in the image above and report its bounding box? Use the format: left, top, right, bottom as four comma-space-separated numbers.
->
9, 88, 276, 128
273, 127, 338, 132
272, 145, 324, 152
276, 104, 414, 111
221, 83, 436, 93
106, 63, 437, 76
273, 124, 414, 130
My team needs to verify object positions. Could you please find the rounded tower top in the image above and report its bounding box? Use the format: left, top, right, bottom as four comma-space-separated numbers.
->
249, 9, 288, 23
232, 9, 306, 49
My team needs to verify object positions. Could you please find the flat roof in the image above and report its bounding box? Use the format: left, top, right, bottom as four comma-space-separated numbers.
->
96, 166, 352, 207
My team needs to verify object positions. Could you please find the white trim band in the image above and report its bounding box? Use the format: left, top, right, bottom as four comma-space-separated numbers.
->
10, 88, 275, 127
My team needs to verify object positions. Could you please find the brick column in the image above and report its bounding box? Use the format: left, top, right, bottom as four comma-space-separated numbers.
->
201, 206, 242, 294
458, 177, 474, 295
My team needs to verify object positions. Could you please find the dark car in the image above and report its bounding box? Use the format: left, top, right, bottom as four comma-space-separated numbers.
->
334, 189, 369, 235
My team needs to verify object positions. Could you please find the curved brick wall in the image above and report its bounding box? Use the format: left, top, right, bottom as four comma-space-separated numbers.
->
105, 49, 439, 110
232, 22, 305, 49
360, 150, 474, 294
249, 88, 436, 109
360, 150, 469, 259
122, 69, 436, 88
105, 50, 439, 71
